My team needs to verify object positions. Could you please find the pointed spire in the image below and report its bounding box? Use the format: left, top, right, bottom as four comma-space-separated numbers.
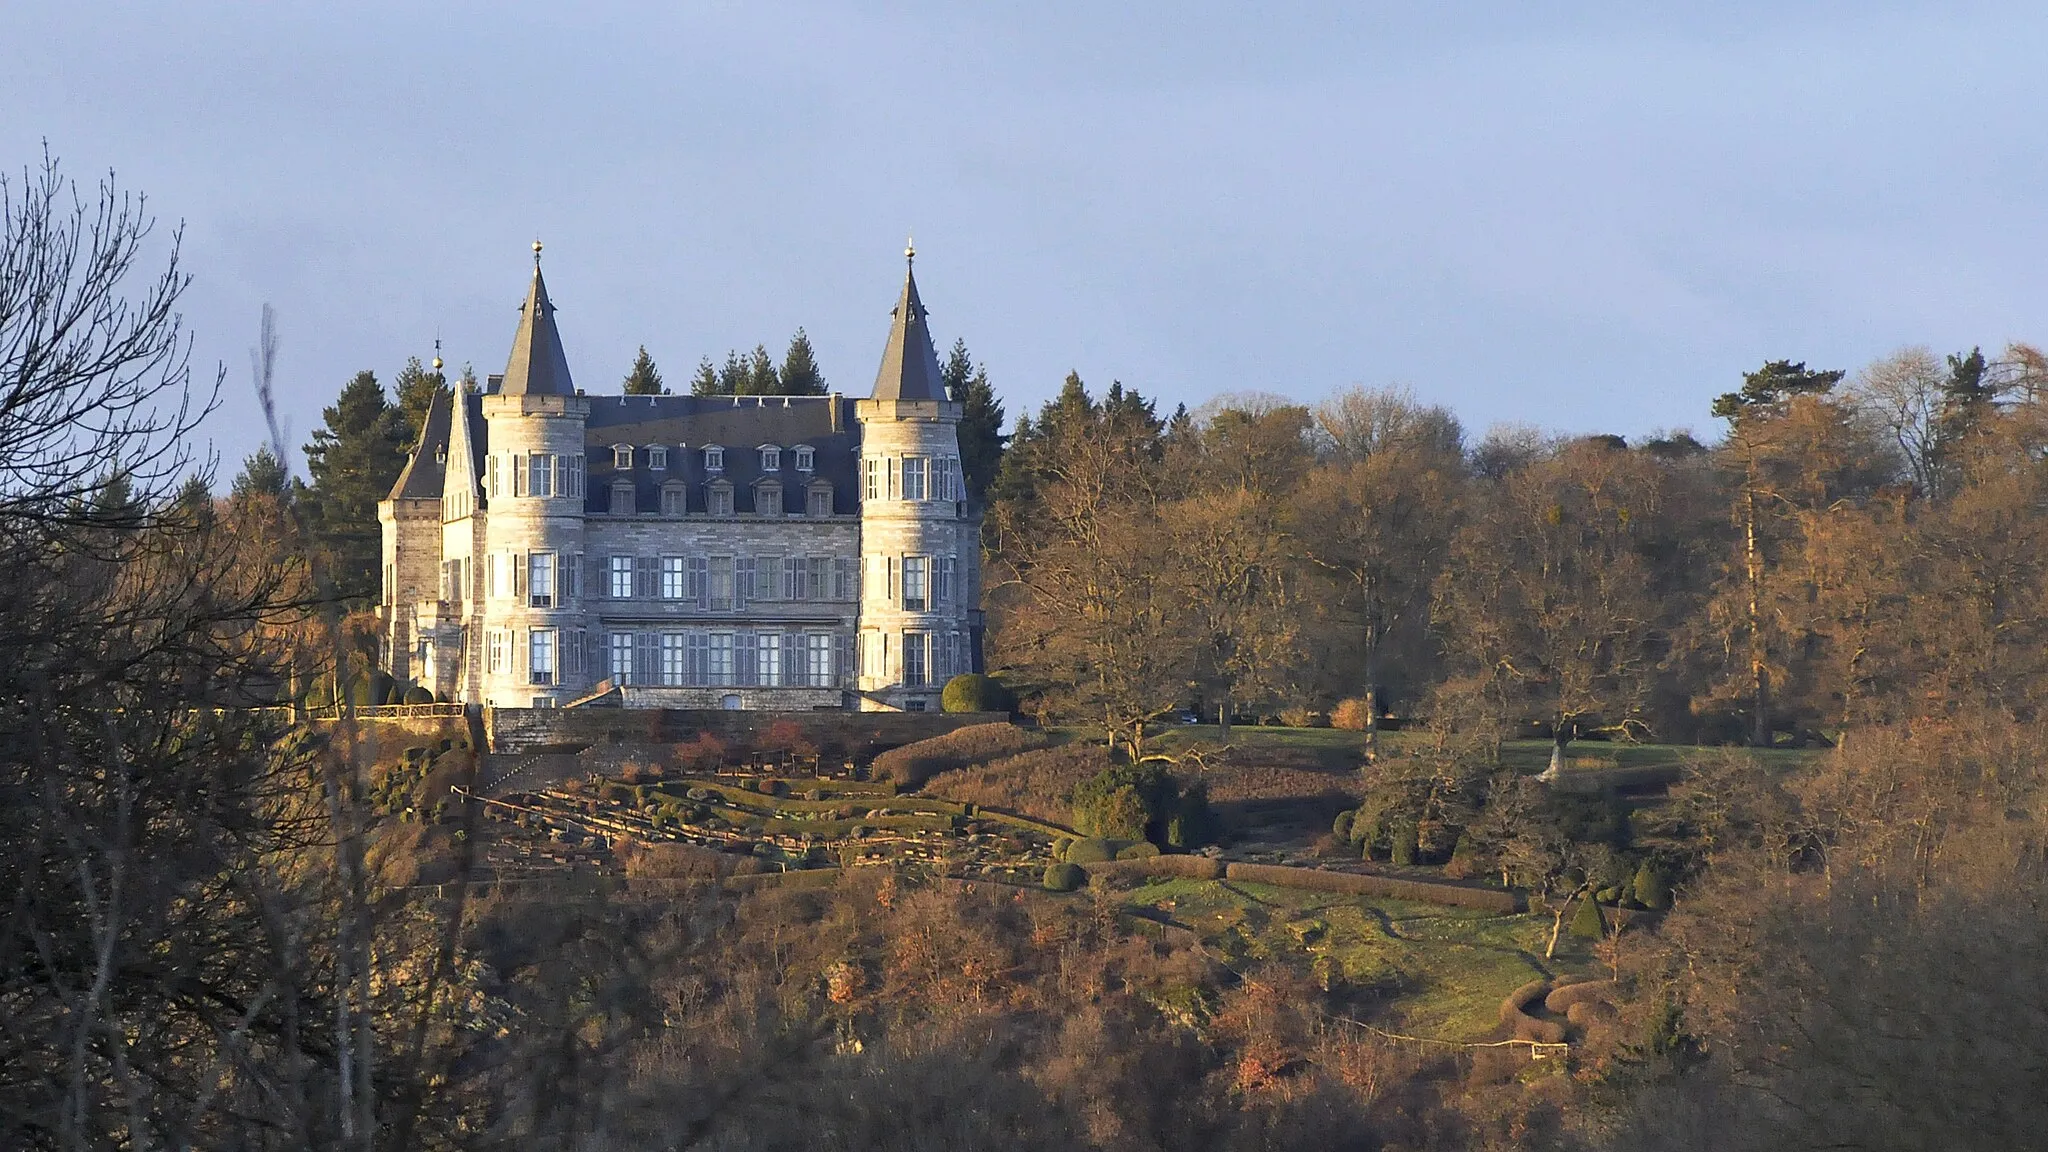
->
869, 243, 948, 402
499, 246, 575, 396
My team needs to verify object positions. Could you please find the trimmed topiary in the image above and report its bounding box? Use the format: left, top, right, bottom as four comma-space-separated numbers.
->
1116, 841, 1161, 860
1043, 862, 1084, 892
1389, 821, 1419, 866
941, 673, 1018, 714
403, 684, 434, 705
1634, 861, 1672, 911
1066, 837, 1116, 864
1569, 894, 1608, 939
1331, 809, 1356, 841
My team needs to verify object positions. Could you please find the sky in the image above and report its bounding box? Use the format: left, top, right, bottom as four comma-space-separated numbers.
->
4, 2, 2045, 478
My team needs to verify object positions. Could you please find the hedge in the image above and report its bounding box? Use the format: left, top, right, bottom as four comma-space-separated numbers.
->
941, 673, 1017, 714
1499, 978, 1566, 1044
1545, 979, 1616, 1015
1221, 862, 1521, 913
1082, 854, 1225, 882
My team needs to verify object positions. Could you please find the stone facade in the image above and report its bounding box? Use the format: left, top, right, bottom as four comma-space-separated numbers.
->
377, 251, 982, 711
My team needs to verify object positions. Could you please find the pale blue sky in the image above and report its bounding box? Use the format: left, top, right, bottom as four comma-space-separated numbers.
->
4, 3, 2043, 476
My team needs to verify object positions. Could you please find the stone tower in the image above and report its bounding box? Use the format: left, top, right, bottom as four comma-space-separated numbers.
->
477, 245, 592, 706
855, 245, 980, 710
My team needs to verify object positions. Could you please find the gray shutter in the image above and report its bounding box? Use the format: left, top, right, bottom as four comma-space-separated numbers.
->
735, 557, 753, 610
687, 632, 709, 686
635, 632, 656, 685
838, 633, 854, 688
834, 557, 852, 601
692, 557, 711, 610
737, 631, 758, 687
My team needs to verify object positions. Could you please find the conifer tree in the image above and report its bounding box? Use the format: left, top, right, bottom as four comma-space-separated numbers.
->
392, 355, 448, 448
301, 370, 406, 602
942, 338, 1006, 499
780, 328, 827, 395
743, 344, 780, 394
231, 445, 291, 502
623, 345, 665, 395
690, 356, 721, 397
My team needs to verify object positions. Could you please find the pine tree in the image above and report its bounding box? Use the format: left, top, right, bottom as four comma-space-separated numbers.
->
942, 338, 1006, 499
392, 355, 448, 449
623, 345, 665, 395
690, 357, 721, 397
301, 370, 406, 602
780, 328, 827, 395
743, 344, 780, 395
231, 445, 291, 502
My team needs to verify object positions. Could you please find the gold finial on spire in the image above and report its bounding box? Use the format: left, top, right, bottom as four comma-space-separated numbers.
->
432, 336, 443, 373
904, 234, 915, 264
532, 238, 543, 264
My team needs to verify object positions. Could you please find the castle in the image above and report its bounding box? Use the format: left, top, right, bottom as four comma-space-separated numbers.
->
377, 244, 983, 711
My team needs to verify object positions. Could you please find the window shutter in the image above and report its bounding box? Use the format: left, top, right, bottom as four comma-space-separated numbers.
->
887, 557, 898, 606
737, 631, 758, 687
635, 632, 656, 685
511, 553, 524, 598
838, 633, 854, 688
633, 556, 654, 599
735, 557, 753, 610
834, 557, 852, 601
691, 556, 710, 610
687, 632, 708, 686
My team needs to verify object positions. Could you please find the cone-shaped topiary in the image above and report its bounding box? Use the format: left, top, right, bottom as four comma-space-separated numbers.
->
1569, 893, 1608, 939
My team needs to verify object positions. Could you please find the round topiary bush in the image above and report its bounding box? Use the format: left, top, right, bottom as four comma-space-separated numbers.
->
1066, 837, 1116, 864
1043, 862, 1084, 892
1052, 836, 1074, 859
940, 673, 1017, 714
1116, 841, 1161, 861
403, 684, 434, 705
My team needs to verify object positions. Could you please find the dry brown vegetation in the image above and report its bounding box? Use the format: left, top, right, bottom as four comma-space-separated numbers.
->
869, 721, 1049, 786
921, 742, 1111, 826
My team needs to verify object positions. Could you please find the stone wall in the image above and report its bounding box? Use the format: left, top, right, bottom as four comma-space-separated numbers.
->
484, 705, 1013, 754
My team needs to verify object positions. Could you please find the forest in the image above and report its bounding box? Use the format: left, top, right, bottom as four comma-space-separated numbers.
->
5, 157, 2047, 1152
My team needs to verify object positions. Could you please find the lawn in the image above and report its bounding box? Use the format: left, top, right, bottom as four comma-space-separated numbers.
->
1116, 875, 1595, 1040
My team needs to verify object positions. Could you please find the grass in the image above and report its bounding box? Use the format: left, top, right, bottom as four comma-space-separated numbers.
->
1116, 875, 1592, 1040
1149, 725, 1822, 779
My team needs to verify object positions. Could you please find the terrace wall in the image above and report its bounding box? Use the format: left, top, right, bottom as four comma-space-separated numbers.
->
484, 705, 1014, 754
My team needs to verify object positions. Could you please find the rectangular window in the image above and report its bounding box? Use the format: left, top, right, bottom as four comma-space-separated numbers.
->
783, 556, 806, 601
710, 556, 734, 611
528, 552, 555, 608
708, 486, 733, 516
529, 629, 556, 685
936, 556, 955, 607
613, 445, 633, 468
487, 630, 506, 673
756, 483, 781, 515
661, 486, 686, 515
529, 453, 553, 497
808, 487, 832, 517
660, 633, 686, 686
661, 556, 686, 600
561, 454, 583, 498
649, 446, 668, 470
609, 633, 635, 685
903, 631, 928, 687
807, 556, 831, 603
709, 632, 735, 686
761, 447, 781, 470
901, 457, 927, 501
758, 633, 782, 687
486, 455, 499, 497
609, 555, 633, 599
864, 457, 882, 502
805, 633, 834, 688
752, 556, 779, 600
704, 446, 724, 472
796, 446, 814, 471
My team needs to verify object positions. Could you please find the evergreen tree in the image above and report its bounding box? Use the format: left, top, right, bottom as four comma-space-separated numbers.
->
743, 344, 780, 395
173, 474, 215, 530
942, 339, 1006, 499
392, 355, 448, 449
623, 345, 665, 395
780, 328, 827, 395
231, 445, 291, 502
690, 357, 721, 397
301, 370, 406, 602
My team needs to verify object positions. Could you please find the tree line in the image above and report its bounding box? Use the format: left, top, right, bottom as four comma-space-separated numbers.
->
986, 347, 2048, 762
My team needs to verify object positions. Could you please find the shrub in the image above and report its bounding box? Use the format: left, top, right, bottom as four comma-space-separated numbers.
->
599, 782, 631, 803
1043, 862, 1084, 892
1633, 861, 1672, 911
869, 723, 1045, 787
1073, 762, 1212, 849
761, 718, 818, 757
1331, 697, 1374, 731
1569, 894, 1607, 939
1443, 834, 1483, 880
1066, 837, 1116, 864
1115, 841, 1161, 860
923, 744, 1110, 826
675, 732, 728, 772
1389, 820, 1419, 866
941, 673, 1018, 714
402, 684, 434, 705
1052, 836, 1074, 859
1331, 809, 1355, 841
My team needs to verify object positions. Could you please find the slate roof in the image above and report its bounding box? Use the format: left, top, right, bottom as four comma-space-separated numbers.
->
869, 257, 949, 402
498, 262, 575, 396
388, 387, 454, 501
581, 394, 860, 515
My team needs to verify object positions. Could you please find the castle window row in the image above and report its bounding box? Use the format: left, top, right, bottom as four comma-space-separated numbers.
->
611, 478, 836, 517
485, 453, 587, 500
865, 554, 959, 612
483, 550, 586, 607
603, 554, 855, 608
862, 455, 963, 503
607, 629, 845, 688
482, 625, 590, 686
605, 442, 817, 473
859, 630, 970, 689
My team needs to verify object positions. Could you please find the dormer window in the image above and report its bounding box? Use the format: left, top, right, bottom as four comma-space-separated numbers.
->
704, 445, 725, 472
756, 480, 782, 516
707, 481, 734, 517
612, 445, 633, 469
807, 482, 834, 518
794, 445, 815, 472
760, 445, 781, 471
647, 446, 668, 470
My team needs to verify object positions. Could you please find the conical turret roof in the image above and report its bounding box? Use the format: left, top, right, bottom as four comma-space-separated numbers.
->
499, 252, 575, 396
869, 248, 948, 402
